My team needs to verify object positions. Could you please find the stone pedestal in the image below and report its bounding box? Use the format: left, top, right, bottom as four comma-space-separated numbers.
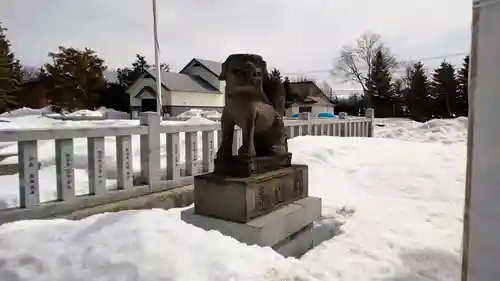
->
186, 153, 327, 257
182, 197, 326, 257
194, 164, 308, 223
214, 153, 292, 177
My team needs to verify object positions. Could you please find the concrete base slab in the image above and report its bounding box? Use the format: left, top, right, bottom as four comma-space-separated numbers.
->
273, 219, 339, 258
181, 197, 322, 253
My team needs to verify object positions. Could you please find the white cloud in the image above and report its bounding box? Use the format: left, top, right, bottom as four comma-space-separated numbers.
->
0, 0, 472, 81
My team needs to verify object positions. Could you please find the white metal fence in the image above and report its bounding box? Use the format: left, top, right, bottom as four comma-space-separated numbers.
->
0, 109, 374, 224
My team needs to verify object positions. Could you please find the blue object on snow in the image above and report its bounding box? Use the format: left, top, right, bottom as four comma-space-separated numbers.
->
317, 112, 336, 118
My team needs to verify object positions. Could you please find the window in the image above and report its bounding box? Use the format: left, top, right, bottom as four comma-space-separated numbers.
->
299, 106, 312, 113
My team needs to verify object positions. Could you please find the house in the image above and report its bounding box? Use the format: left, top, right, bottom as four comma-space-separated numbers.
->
285, 81, 335, 116
127, 58, 225, 116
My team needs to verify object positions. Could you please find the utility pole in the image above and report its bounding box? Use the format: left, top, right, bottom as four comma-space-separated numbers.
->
152, 0, 162, 117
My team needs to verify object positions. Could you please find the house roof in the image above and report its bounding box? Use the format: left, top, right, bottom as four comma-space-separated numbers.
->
179, 58, 222, 77
287, 81, 334, 105
145, 69, 220, 94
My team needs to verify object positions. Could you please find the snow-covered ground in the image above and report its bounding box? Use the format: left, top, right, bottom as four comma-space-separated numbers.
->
0, 109, 467, 281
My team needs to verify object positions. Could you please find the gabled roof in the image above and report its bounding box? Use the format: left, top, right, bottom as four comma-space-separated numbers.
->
179, 58, 222, 77
145, 69, 220, 94
288, 81, 334, 105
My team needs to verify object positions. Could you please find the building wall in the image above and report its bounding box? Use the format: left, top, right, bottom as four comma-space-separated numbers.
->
286, 104, 335, 116
311, 104, 334, 114
127, 77, 224, 116
170, 90, 224, 108
127, 77, 171, 107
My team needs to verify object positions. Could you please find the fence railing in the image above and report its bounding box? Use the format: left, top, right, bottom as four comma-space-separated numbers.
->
0, 109, 374, 224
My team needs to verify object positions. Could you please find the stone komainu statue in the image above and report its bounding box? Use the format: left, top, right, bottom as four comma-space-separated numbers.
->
216, 54, 288, 165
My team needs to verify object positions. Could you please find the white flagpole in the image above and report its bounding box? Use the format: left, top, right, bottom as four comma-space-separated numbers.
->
152, 0, 162, 116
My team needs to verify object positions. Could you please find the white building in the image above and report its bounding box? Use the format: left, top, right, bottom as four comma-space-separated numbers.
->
127, 58, 225, 116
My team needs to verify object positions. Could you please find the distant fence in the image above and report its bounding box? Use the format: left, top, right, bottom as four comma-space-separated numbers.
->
0, 109, 374, 224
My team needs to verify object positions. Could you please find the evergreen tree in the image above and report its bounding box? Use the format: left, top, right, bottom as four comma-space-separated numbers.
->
116, 54, 170, 88
456, 55, 469, 116
366, 50, 393, 117
40, 46, 107, 110
0, 23, 20, 110
117, 54, 150, 88
407, 62, 431, 121
335, 94, 364, 116
155, 62, 170, 72
391, 79, 407, 117
430, 60, 458, 118
283, 76, 300, 108
270, 68, 282, 83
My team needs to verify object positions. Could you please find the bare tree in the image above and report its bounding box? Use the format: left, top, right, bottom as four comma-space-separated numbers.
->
332, 32, 399, 94
318, 81, 334, 99
399, 60, 414, 89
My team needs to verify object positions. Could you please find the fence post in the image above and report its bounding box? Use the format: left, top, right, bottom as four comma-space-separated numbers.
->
298, 112, 312, 135
365, 108, 375, 137
140, 112, 161, 189
339, 112, 347, 137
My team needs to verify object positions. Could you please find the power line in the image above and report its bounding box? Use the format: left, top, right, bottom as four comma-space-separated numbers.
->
281, 51, 469, 76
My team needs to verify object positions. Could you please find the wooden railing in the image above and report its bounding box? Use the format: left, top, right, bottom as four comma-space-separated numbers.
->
0, 109, 374, 224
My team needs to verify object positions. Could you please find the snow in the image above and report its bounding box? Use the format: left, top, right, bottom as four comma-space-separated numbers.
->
66, 109, 104, 117
177, 108, 222, 119
96, 107, 131, 119
0, 106, 53, 117
292, 137, 465, 280
375, 117, 468, 144
185, 115, 218, 124
0, 116, 468, 281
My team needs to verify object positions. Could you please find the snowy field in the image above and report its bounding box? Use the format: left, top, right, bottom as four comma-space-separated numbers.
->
0, 109, 467, 281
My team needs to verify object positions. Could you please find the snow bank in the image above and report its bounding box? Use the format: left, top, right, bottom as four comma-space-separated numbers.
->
177, 108, 221, 119
291, 136, 465, 280
0, 106, 53, 117
0, 117, 467, 280
375, 117, 468, 144
0, 106, 130, 120
66, 109, 104, 117
0, 209, 326, 281
96, 107, 130, 119
185, 115, 218, 125
0, 136, 466, 281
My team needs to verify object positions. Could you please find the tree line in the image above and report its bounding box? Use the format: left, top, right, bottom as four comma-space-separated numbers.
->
0, 23, 469, 121
331, 32, 469, 121
0, 22, 169, 114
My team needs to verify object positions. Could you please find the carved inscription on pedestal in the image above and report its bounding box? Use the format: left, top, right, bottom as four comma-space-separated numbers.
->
252, 174, 298, 216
